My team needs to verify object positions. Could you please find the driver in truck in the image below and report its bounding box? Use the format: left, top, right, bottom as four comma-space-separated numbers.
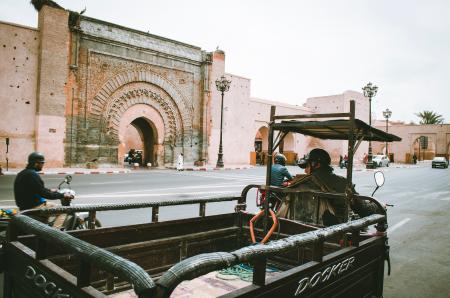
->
14, 152, 74, 227
279, 148, 380, 226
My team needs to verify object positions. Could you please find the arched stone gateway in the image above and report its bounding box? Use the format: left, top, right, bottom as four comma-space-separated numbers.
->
88, 70, 194, 166
118, 104, 165, 167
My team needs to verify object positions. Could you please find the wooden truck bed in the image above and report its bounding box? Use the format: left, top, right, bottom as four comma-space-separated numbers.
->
2, 197, 387, 298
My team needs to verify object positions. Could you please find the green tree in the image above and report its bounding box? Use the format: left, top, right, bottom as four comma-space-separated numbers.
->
415, 110, 444, 124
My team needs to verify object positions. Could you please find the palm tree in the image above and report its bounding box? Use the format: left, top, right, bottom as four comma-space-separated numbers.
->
415, 111, 444, 124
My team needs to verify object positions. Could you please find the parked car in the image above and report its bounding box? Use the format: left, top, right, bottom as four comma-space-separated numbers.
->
372, 155, 390, 167
431, 156, 449, 168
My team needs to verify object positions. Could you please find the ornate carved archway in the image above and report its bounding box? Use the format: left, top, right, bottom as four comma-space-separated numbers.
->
89, 70, 194, 164
89, 71, 193, 129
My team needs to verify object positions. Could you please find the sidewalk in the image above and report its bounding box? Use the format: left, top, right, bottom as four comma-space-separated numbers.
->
165, 164, 254, 171
0, 167, 130, 176
351, 161, 429, 171
1, 164, 255, 175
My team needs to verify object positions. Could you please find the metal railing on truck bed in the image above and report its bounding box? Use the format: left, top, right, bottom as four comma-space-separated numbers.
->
4, 209, 386, 297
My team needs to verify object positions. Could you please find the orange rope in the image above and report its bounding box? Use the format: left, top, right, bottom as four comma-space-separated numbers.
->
249, 209, 279, 244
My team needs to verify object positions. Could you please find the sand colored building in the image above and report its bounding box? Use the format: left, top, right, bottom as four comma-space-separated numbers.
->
1, 0, 447, 170
372, 120, 450, 163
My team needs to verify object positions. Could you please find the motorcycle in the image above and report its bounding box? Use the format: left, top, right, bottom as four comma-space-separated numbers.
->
0, 176, 100, 245
251, 180, 291, 244
339, 160, 348, 169
52, 175, 102, 230
256, 180, 291, 213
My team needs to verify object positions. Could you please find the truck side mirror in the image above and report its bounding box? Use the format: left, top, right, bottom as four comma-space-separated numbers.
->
374, 171, 385, 187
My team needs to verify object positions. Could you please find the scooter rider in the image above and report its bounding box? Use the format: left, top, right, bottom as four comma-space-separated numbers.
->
14, 152, 74, 224
270, 153, 293, 187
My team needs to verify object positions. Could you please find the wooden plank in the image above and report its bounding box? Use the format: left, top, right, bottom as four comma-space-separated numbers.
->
88, 211, 97, 230
4, 242, 102, 297
77, 259, 92, 287
152, 206, 159, 222
252, 257, 267, 286
222, 237, 385, 298
35, 237, 47, 260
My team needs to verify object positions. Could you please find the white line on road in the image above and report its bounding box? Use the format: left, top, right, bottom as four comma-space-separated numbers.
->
78, 190, 237, 199
389, 218, 411, 233
90, 180, 134, 185
179, 172, 263, 180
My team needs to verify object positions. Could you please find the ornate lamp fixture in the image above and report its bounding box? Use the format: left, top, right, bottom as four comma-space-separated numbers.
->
382, 108, 392, 156
362, 82, 378, 169
215, 75, 231, 168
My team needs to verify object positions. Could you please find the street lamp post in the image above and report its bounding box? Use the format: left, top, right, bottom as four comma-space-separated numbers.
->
215, 75, 231, 168
362, 82, 378, 169
382, 108, 392, 157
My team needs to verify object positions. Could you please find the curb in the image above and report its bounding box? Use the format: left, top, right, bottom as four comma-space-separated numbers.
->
1, 170, 130, 176
166, 166, 253, 171
1, 166, 255, 175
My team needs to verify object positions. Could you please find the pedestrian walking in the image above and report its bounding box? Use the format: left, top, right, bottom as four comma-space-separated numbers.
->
177, 153, 184, 171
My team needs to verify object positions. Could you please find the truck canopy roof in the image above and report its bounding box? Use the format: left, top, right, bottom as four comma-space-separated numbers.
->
273, 119, 402, 142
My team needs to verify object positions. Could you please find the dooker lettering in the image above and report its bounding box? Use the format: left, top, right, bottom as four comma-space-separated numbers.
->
25, 266, 71, 298
294, 256, 355, 296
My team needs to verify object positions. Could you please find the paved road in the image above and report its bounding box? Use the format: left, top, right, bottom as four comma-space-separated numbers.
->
0, 164, 449, 297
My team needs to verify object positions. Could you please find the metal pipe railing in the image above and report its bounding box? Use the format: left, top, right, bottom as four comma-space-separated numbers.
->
9, 215, 156, 297
156, 214, 386, 296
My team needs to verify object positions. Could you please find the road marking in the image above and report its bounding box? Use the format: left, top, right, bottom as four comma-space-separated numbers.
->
78, 190, 237, 199
178, 172, 263, 180
427, 191, 450, 200
389, 218, 411, 233
440, 198, 450, 201
77, 183, 251, 196
90, 180, 133, 185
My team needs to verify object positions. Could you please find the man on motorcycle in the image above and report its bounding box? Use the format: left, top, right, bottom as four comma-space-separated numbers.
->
14, 152, 74, 226
270, 153, 292, 187
280, 148, 380, 226
260, 153, 293, 212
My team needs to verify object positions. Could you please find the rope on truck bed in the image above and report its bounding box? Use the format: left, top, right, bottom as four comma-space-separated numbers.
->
156, 214, 385, 296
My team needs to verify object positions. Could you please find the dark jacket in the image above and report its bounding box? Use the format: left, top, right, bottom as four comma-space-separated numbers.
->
284, 166, 379, 226
14, 167, 64, 210
270, 164, 293, 187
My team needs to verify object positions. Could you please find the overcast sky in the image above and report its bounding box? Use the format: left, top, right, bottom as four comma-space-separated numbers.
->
1, 0, 449, 123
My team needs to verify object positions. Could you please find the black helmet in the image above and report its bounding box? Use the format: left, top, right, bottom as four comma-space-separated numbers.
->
28, 152, 45, 165
274, 153, 287, 166
298, 148, 331, 169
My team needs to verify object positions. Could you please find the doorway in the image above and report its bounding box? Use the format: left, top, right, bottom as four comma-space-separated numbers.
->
123, 117, 157, 166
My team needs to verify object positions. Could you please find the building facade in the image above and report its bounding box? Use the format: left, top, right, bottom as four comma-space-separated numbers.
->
372, 121, 450, 162
2, 1, 447, 170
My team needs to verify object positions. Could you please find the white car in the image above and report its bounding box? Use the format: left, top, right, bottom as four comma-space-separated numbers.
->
432, 157, 449, 169
372, 155, 390, 167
